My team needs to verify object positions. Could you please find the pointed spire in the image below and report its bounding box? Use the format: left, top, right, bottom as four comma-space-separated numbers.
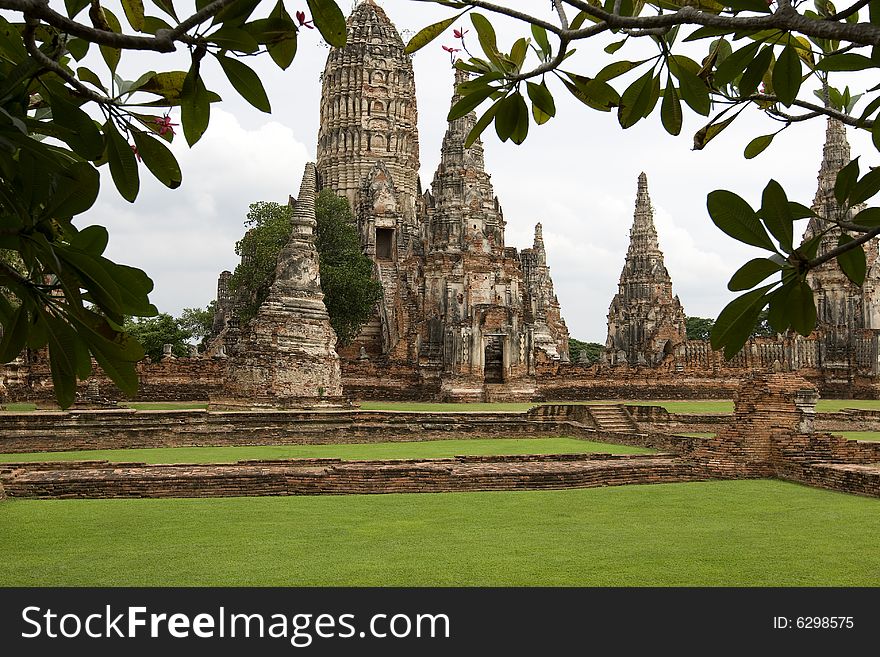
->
628, 172, 660, 257
816, 118, 851, 199
290, 163, 317, 230
533, 222, 546, 266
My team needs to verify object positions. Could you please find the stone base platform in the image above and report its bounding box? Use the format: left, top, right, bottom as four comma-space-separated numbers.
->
0, 453, 717, 499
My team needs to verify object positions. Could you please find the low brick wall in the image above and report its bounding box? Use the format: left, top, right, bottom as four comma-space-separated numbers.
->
0, 453, 715, 499
0, 408, 590, 454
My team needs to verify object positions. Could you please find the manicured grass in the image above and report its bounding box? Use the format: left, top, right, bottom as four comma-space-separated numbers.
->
0, 480, 877, 586
626, 400, 733, 414
675, 432, 716, 438
836, 432, 880, 442
0, 438, 653, 464
816, 399, 880, 412
359, 401, 537, 412
0, 402, 37, 411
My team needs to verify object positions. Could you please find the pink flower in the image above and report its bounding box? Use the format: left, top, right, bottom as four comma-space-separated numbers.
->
130, 144, 141, 162
296, 11, 314, 29
442, 45, 461, 63
453, 27, 468, 39
154, 114, 178, 136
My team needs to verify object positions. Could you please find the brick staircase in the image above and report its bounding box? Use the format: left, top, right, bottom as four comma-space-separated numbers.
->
586, 404, 638, 433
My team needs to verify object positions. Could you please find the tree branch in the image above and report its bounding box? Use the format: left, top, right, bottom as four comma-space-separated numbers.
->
0, 0, 239, 52
826, 0, 871, 22
807, 226, 880, 269
754, 93, 873, 128
22, 18, 117, 106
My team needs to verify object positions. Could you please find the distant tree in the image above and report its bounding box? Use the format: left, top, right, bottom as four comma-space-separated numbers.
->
569, 338, 603, 363
229, 192, 382, 345
751, 309, 777, 338
123, 314, 191, 363
178, 303, 216, 350
314, 190, 384, 345
686, 317, 715, 342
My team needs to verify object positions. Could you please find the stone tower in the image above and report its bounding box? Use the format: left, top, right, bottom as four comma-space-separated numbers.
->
606, 173, 686, 365
804, 119, 880, 332
214, 163, 343, 408
801, 118, 880, 368
316, 0, 422, 358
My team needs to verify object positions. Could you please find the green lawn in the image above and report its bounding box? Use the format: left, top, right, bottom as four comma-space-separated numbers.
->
837, 432, 880, 442
0, 480, 877, 586
125, 402, 208, 410
0, 438, 652, 464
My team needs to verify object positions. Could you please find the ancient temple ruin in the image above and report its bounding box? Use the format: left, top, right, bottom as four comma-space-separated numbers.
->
605, 173, 687, 366
211, 163, 343, 409
310, 0, 569, 400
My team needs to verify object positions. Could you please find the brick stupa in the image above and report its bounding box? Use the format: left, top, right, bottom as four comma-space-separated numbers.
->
211, 162, 344, 409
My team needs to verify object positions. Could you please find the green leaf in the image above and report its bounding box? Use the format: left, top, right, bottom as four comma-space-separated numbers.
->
853, 207, 880, 227
744, 133, 775, 159
104, 120, 139, 202
449, 85, 497, 120
43, 161, 101, 219
605, 39, 626, 54
760, 179, 794, 252
307, 0, 347, 48
835, 157, 860, 205
618, 68, 655, 128
788, 202, 816, 219
180, 69, 210, 147
494, 93, 520, 142
216, 54, 270, 112
77, 66, 108, 93
661, 75, 682, 136
208, 26, 259, 53
0, 304, 28, 362
509, 91, 529, 144
150, 0, 178, 21
44, 314, 84, 409
669, 56, 711, 116
99, 7, 122, 74
849, 166, 880, 205
526, 81, 556, 119
65, 0, 91, 18
787, 281, 817, 336
595, 60, 644, 82
49, 92, 104, 160
707, 189, 776, 251
692, 112, 738, 150
66, 37, 90, 61
531, 24, 551, 57
131, 129, 182, 189
465, 96, 503, 148
121, 0, 145, 31
728, 257, 783, 291
69, 225, 109, 255
836, 234, 867, 285
471, 13, 501, 66
772, 44, 802, 107
262, 6, 298, 69
510, 37, 528, 70
817, 53, 876, 71
738, 45, 772, 97
714, 41, 761, 87
561, 74, 619, 111
711, 285, 774, 359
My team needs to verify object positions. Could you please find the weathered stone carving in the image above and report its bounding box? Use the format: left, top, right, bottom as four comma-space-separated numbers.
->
212, 163, 343, 408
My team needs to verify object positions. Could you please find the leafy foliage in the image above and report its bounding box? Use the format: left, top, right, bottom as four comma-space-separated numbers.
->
568, 338, 603, 363
123, 313, 191, 362
0, 0, 345, 407
685, 317, 715, 342
229, 193, 382, 345
178, 303, 216, 350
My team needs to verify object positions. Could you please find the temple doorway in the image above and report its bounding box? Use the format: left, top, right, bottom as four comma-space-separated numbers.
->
484, 337, 504, 383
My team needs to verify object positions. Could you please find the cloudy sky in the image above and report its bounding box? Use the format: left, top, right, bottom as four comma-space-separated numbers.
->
87, 0, 876, 342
